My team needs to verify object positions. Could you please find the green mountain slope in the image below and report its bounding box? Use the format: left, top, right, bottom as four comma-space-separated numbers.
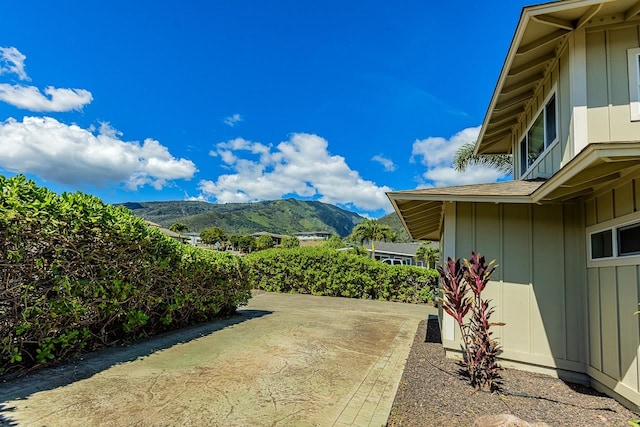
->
378, 211, 411, 242
120, 199, 365, 237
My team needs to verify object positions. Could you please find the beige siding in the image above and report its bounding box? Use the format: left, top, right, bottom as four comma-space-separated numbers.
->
564, 203, 587, 363
444, 202, 586, 371
586, 23, 640, 143
559, 47, 572, 165
615, 181, 634, 217
532, 205, 565, 358
618, 265, 639, 392
586, 172, 640, 403
586, 29, 610, 142
588, 267, 602, 371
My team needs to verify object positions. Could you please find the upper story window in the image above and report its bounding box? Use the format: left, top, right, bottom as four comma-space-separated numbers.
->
519, 93, 557, 177
628, 48, 640, 121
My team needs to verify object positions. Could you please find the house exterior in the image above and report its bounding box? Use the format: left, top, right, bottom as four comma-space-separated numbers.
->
388, 0, 640, 408
251, 231, 290, 246
363, 241, 437, 267
294, 231, 333, 241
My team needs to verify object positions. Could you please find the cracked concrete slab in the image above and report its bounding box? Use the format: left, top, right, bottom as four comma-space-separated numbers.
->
0, 291, 435, 427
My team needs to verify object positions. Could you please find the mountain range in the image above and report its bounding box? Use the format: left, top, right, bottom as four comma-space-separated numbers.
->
120, 199, 364, 237
120, 199, 410, 240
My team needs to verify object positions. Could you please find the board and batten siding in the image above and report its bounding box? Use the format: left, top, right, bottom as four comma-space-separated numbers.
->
586, 22, 640, 143
517, 45, 572, 181
584, 173, 640, 406
442, 201, 587, 375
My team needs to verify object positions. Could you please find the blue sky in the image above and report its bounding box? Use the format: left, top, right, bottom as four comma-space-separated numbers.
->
0, 1, 524, 218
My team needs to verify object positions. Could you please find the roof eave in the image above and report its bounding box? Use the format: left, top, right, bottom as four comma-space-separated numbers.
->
475, 0, 614, 156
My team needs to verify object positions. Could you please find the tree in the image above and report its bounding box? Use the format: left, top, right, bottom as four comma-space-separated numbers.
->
237, 235, 256, 252
349, 219, 394, 259
323, 235, 344, 249
416, 244, 440, 269
169, 223, 188, 233
255, 234, 275, 250
453, 142, 513, 175
200, 226, 226, 245
281, 236, 300, 248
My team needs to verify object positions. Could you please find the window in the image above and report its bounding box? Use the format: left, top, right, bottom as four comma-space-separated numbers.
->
629, 48, 640, 121
587, 212, 640, 265
618, 223, 640, 256
519, 93, 557, 177
591, 229, 613, 259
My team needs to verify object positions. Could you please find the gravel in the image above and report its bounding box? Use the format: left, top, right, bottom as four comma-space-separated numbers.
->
387, 318, 640, 427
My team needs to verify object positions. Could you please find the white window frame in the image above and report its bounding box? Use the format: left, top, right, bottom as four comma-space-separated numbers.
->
628, 47, 640, 122
586, 210, 640, 268
518, 89, 559, 178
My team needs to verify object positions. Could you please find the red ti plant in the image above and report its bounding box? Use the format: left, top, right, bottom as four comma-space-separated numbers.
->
438, 252, 504, 391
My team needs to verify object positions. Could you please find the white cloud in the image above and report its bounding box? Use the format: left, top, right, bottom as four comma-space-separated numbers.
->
198, 133, 393, 213
0, 116, 197, 190
0, 47, 29, 81
0, 46, 92, 112
411, 126, 505, 187
371, 154, 396, 172
223, 113, 243, 127
0, 84, 93, 112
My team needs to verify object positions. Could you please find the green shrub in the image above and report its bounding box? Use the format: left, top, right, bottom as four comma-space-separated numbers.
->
281, 236, 300, 248
245, 246, 437, 303
0, 175, 251, 375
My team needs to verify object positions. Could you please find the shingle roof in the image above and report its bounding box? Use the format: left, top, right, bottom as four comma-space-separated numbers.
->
387, 180, 544, 201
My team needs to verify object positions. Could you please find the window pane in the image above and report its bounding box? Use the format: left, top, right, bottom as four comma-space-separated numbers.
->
637, 54, 640, 98
618, 223, 640, 256
545, 94, 556, 147
591, 230, 613, 259
520, 138, 527, 177
527, 114, 544, 167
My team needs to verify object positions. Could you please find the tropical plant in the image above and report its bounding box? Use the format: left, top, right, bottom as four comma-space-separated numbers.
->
255, 234, 275, 250
169, 222, 188, 233
453, 142, 513, 175
281, 236, 300, 248
236, 235, 256, 253
200, 226, 226, 245
438, 252, 504, 391
323, 235, 345, 249
349, 219, 394, 259
416, 244, 440, 269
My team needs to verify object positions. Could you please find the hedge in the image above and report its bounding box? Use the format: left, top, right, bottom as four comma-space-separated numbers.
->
0, 175, 251, 375
245, 246, 438, 303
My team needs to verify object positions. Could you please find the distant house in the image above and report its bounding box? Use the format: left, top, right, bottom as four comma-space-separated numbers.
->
251, 231, 290, 246
144, 221, 189, 243
294, 231, 333, 241
388, 0, 640, 409
184, 232, 201, 246
364, 241, 433, 266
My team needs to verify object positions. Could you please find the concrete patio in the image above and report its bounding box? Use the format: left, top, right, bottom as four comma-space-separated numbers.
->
0, 292, 435, 427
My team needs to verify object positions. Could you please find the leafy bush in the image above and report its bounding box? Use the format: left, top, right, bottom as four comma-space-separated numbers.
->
255, 234, 275, 250
438, 252, 504, 390
200, 226, 226, 244
281, 236, 300, 248
322, 235, 344, 249
245, 246, 437, 303
0, 175, 251, 375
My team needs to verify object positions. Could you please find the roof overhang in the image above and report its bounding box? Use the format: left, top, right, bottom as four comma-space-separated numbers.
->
532, 141, 640, 202
388, 142, 640, 240
475, 0, 640, 155
387, 181, 544, 241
